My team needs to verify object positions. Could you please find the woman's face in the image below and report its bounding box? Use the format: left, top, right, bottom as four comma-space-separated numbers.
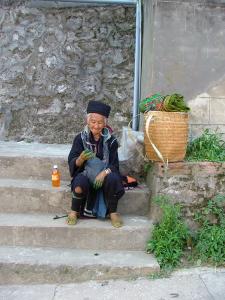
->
87, 113, 105, 137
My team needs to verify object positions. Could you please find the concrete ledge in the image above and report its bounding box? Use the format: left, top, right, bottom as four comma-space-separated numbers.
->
0, 156, 71, 181
0, 213, 153, 250
0, 141, 71, 181
0, 246, 159, 284
0, 141, 143, 181
0, 179, 150, 216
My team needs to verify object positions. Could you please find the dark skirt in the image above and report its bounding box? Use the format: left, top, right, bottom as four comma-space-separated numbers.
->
71, 172, 125, 214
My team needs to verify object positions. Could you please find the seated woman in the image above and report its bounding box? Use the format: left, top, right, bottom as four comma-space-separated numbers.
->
67, 100, 125, 228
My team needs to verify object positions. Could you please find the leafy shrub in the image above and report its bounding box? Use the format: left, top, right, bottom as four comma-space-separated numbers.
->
186, 129, 225, 162
192, 195, 225, 266
146, 196, 189, 269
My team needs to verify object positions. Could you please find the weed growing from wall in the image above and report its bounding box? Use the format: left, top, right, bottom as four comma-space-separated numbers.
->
147, 194, 225, 272
146, 195, 189, 269
191, 195, 225, 266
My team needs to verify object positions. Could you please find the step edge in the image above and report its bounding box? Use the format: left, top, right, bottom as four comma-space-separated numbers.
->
0, 246, 158, 268
0, 178, 148, 193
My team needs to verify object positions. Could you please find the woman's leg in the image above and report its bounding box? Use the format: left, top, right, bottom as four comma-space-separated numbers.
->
103, 173, 125, 227
103, 172, 125, 213
67, 174, 90, 225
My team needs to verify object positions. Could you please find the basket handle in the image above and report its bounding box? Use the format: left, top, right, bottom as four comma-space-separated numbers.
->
145, 113, 167, 166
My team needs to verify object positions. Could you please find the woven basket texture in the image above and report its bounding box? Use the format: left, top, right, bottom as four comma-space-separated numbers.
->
144, 111, 189, 162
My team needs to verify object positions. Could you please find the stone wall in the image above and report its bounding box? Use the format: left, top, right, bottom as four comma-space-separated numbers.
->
141, 0, 225, 140
147, 161, 225, 227
0, 1, 135, 143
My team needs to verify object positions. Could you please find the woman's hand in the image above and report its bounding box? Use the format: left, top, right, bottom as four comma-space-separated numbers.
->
76, 149, 95, 166
80, 149, 95, 161
93, 170, 107, 190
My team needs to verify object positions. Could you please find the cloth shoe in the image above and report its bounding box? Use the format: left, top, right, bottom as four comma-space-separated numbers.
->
67, 213, 78, 225
110, 213, 123, 228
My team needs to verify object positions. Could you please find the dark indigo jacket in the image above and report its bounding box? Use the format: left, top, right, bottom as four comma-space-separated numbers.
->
68, 133, 120, 179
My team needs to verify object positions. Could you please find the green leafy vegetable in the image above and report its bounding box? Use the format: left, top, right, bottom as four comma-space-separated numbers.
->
163, 94, 190, 112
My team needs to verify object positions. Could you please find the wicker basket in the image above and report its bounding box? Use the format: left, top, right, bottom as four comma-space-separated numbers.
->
144, 111, 189, 162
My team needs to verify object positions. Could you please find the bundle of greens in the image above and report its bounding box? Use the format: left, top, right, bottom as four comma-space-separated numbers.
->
186, 129, 225, 162
162, 93, 190, 112
139, 93, 164, 113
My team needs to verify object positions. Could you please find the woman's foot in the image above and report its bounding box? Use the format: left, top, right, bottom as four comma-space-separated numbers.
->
110, 213, 123, 228
67, 211, 78, 225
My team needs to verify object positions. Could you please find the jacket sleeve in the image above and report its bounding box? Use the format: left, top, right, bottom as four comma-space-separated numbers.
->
107, 137, 120, 172
68, 134, 84, 177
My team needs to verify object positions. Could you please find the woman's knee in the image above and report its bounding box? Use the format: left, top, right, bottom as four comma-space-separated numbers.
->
72, 174, 90, 195
74, 186, 83, 194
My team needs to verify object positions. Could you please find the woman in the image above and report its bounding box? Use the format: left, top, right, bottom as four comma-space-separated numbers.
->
67, 100, 125, 228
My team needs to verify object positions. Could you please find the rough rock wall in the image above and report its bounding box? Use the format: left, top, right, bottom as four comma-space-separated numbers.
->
147, 161, 225, 228
0, 2, 135, 143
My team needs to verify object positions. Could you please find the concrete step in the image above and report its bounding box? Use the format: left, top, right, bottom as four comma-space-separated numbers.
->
0, 141, 144, 183
0, 179, 150, 216
0, 246, 160, 284
0, 213, 153, 251
0, 141, 71, 181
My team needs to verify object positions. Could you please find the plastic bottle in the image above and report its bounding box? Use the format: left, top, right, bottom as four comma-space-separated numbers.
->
52, 165, 60, 187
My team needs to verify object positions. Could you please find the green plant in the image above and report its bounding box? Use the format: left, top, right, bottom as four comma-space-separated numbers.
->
143, 161, 153, 174
191, 195, 225, 266
186, 129, 225, 162
146, 195, 189, 269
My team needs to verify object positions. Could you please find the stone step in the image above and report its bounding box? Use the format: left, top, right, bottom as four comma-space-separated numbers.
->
0, 141, 71, 181
0, 179, 150, 216
0, 141, 143, 182
0, 246, 160, 284
0, 213, 153, 251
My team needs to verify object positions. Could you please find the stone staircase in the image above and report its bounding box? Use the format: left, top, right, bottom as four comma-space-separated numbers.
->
0, 141, 159, 284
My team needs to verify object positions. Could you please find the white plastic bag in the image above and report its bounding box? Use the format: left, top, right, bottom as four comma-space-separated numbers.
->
118, 126, 144, 161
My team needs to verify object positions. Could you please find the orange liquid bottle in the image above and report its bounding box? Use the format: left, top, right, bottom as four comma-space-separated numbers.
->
52, 165, 60, 187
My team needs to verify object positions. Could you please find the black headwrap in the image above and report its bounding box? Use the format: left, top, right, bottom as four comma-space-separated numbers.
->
87, 101, 111, 118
